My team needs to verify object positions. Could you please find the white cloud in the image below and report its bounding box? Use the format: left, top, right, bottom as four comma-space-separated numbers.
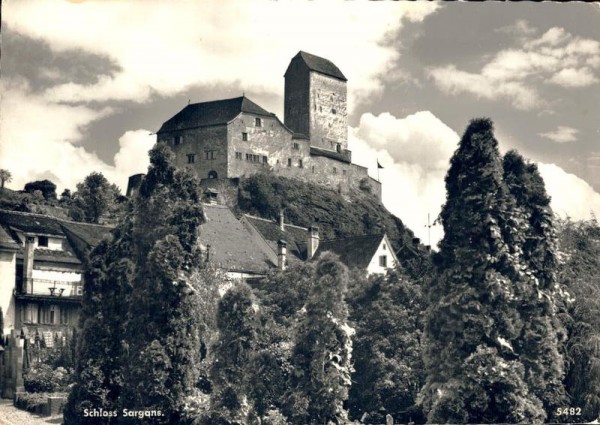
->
350, 111, 600, 247
538, 126, 579, 143
0, 79, 151, 193
538, 163, 600, 220
350, 111, 460, 246
549, 67, 598, 87
5, 0, 439, 110
429, 21, 600, 110
1, 0, 439, 191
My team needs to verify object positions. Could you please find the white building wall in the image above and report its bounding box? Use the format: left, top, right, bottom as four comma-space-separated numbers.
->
0, 251, 17, 335
366, 235, 399, 275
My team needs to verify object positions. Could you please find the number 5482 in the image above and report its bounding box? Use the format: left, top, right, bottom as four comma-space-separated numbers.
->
556, 407, 581, 416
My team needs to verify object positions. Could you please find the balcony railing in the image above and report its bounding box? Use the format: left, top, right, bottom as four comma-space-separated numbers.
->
18, 278, 83, 297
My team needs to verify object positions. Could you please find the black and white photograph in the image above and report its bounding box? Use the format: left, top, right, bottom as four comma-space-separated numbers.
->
0, 1, 599, 424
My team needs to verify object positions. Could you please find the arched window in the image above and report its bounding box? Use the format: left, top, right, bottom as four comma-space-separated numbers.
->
208, 170, 218, 179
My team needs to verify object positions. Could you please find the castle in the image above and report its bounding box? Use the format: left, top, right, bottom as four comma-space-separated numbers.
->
154, 51, 381, 198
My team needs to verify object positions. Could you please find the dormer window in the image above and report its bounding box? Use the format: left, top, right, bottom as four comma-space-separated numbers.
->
38, 236, 48, 247
255, 117, 262, 127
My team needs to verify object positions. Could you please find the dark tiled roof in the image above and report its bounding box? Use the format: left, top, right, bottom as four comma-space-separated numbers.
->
242, 215, 309, 263
157, 96, 275, 133
0, 209, 112, 263
287, 51, 347, 81
0, 226, 19, 251
0, 210, 64, 236
310, 147, 351, 164
201, 205, 276, 274
314, 234, 384, 269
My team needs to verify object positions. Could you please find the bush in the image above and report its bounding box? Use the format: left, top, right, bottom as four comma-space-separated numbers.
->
24, 363, 72, 393
14, 392, 48, 414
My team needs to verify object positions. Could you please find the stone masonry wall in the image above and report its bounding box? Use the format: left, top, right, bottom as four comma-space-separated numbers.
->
158, 125, 228, 180
284, 59, 311, 137
308, 72, 348, 152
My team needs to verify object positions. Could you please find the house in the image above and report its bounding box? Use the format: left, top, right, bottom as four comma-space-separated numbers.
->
200, 203, 277, 281
151, 51, 381, 198
0, 210, 111, 339
241, 212, 399, 275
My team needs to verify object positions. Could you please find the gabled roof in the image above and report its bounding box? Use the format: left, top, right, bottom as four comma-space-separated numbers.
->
313, 234, 385, 269
201, 205, 276, 274
0, 209, 113, 263
241, 215, 309, 263
285, 51, 347, 82
157, 96, 275, 133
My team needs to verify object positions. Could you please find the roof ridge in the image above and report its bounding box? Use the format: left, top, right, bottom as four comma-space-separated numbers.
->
0, 208, 113, 229
319, 233, 385, 243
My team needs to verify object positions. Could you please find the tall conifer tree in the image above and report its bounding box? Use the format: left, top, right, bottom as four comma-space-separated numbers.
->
284, 253, 353, 424
503, 150, 567, 417
420, 119, 545, 423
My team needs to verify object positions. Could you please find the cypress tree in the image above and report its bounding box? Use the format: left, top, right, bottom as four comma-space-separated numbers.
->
284, 253, 353, 424
503, 150, 567, 418
207, 283, 259, 423
121, 143, 205, 424
420, 119, 545, 423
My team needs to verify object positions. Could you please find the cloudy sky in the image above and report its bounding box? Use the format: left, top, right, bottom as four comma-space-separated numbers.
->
1, 1, 599, 245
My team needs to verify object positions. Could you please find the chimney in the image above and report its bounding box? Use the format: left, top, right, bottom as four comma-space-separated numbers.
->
277, 239, 287, 270
307, 225, 319, 260
23, 235, 35, 294
279, 209, 285, 231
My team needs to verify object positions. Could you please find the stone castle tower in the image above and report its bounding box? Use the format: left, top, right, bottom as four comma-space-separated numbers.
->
145, 51, 381, 200
284, 51, 348, 153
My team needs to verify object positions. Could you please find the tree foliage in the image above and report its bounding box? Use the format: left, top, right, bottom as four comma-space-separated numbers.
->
348, 270, 426, 424
284, 253, 353, 424
65, 144, 208, 424
0, 169, 12, 188
72, 172, 122, 223
420, 119, 552, 423
557, 217, 600, 422
24, 179, 57, 200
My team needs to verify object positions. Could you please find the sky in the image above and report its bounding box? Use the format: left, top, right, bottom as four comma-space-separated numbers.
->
1, 1, 599, 246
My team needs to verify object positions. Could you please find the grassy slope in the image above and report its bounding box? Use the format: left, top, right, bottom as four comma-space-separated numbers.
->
236, 173, 421, 264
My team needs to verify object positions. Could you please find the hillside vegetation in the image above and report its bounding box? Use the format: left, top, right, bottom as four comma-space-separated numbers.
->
237, 173, 421, 264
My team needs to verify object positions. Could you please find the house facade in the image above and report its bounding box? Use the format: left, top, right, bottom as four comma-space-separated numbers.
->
0, 210, 111, 340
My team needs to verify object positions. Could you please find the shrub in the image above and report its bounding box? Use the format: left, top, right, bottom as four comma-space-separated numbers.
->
15, 392, 48, 414
24, 363, 72, 393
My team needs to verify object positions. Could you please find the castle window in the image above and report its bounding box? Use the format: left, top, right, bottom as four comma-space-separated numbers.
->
255, 118, 262, 127
242, 132, 248, 141
235, 152, 243, 160
60, 307, 69, 325
383, 243, 386, 250
312, 166, 315, 173
343, 169, 347, 175
174, 136, 182, 146
331, 108, 336, 115
246, 153, 252, 161
379, 255, 387, 267
298, 159, 303, 168
293, 143, 299, 150
205, 151, 215, 160
333, 167, 337, 174
187, 154, 196, 164
336, 143, 342, 153
287, 158, 292, 167
262, 156, 268, 164
253, 155, 260, 163
38, 236, 48, 247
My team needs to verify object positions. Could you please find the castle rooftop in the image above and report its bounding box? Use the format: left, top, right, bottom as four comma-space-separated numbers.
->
285, 51, 347, 82
157, 96, 275, 133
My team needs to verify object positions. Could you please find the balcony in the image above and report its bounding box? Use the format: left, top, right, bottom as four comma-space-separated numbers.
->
15, 278, 83, 303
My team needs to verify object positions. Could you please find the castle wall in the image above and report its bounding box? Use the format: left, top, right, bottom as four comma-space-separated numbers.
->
308, 72, 348, 151
157, 125, 229, 180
